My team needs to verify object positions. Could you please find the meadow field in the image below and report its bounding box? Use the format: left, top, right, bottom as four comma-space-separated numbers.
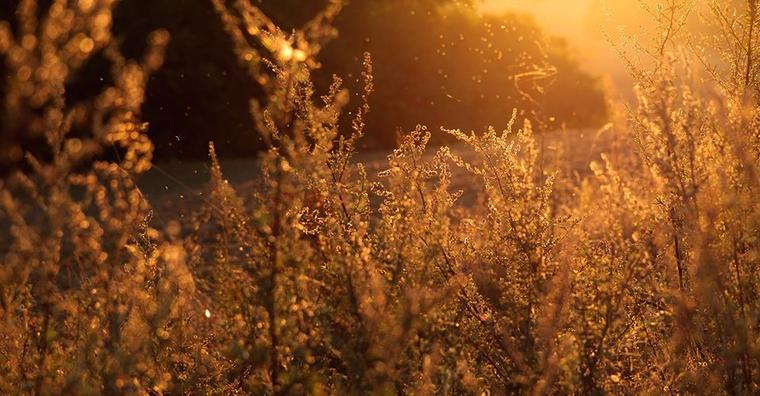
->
2, 0, 760, 394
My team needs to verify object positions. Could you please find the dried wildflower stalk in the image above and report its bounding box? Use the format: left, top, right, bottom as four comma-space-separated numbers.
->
3, 0, 760, 394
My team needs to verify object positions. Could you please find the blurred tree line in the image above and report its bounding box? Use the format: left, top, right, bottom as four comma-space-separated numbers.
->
0, 0, 607, 163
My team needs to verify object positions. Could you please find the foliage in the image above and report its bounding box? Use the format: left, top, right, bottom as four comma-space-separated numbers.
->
2, 0, 760, 395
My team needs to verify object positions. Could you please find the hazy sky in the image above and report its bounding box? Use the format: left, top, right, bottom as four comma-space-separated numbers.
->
478, 0, 647, 95
480, 0, 595, 42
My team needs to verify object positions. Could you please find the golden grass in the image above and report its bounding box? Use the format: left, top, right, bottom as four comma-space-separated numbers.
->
2, 0, 760, 394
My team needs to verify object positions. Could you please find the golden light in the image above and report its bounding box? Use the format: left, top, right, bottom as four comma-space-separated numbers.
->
78, 0, 94, 12
479, 0, 650, 93
79, 37, 95, 53
293, 49, 307, 62
278, 41, 294, 62
276, 41, 307, 63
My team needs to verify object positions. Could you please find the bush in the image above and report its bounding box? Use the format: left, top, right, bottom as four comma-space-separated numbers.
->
2, 0, 760, 394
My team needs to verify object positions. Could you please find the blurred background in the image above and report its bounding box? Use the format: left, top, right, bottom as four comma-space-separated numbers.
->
0, 0, 652, 164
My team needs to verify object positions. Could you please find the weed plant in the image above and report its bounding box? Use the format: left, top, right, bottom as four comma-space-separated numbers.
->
3, 0, 760, 394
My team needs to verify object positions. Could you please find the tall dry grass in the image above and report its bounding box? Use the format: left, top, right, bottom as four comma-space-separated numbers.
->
2, 0, 760, 394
